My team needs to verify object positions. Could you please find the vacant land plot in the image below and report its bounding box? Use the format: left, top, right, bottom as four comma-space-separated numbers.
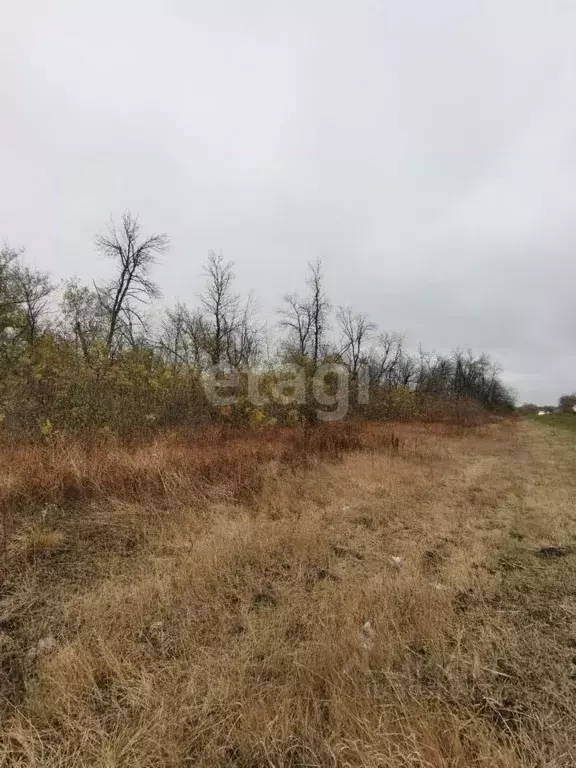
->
530, 412, 576, 433
1, 420, 575, 767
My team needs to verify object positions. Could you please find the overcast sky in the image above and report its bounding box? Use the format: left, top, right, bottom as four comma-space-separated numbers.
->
1, 0, 575, 403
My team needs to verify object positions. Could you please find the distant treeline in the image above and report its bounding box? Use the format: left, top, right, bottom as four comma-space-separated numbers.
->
519, 394, 576, 415
0, 212, 514, 436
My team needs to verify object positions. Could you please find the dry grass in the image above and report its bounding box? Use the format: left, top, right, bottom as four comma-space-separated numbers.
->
1, 420, 575, 766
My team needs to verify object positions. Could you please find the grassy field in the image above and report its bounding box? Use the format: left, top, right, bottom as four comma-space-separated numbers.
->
528, 412, 576, 433
1, 420, 576, 767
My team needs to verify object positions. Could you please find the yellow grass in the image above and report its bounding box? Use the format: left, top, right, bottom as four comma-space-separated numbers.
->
1, 421, 576, 766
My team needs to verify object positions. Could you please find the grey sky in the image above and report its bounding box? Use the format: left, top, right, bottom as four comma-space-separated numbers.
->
1, 0, 575, 404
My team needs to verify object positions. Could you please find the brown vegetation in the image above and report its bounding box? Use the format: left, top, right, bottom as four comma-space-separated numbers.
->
1, 419, 575, 766
0, 227, 513, 439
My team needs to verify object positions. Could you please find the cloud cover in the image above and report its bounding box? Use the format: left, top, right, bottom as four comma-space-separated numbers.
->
1, 0, 575, 403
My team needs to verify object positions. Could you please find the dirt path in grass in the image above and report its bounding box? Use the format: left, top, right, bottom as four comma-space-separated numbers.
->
2, 421, 576, 767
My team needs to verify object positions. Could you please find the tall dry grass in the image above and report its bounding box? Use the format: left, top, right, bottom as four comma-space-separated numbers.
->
1, 420, 575, 767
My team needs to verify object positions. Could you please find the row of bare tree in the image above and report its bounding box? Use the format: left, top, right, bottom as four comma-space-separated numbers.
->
0, 212, 514, 412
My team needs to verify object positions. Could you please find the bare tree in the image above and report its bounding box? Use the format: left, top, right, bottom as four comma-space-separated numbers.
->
115, 299, 153, 350
95, 212, 169, 356
395, 350, 417, 387
185, 311, 212, 369
367, 332, 404, 387
61, 279, 108, 362
337, 307, 375, 378
279, 259, 330, 365
278, 292, 312, 358
159, 304, 205, 369
159, 303, 190, 369
14, 265, 54, 344
307, 258, 330, 366
194, 252, 261, 368
200, 252, 239, 365
226, 292, 260, 367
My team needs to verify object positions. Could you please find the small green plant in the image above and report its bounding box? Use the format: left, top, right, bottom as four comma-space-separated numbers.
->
40, 419, 54, 437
